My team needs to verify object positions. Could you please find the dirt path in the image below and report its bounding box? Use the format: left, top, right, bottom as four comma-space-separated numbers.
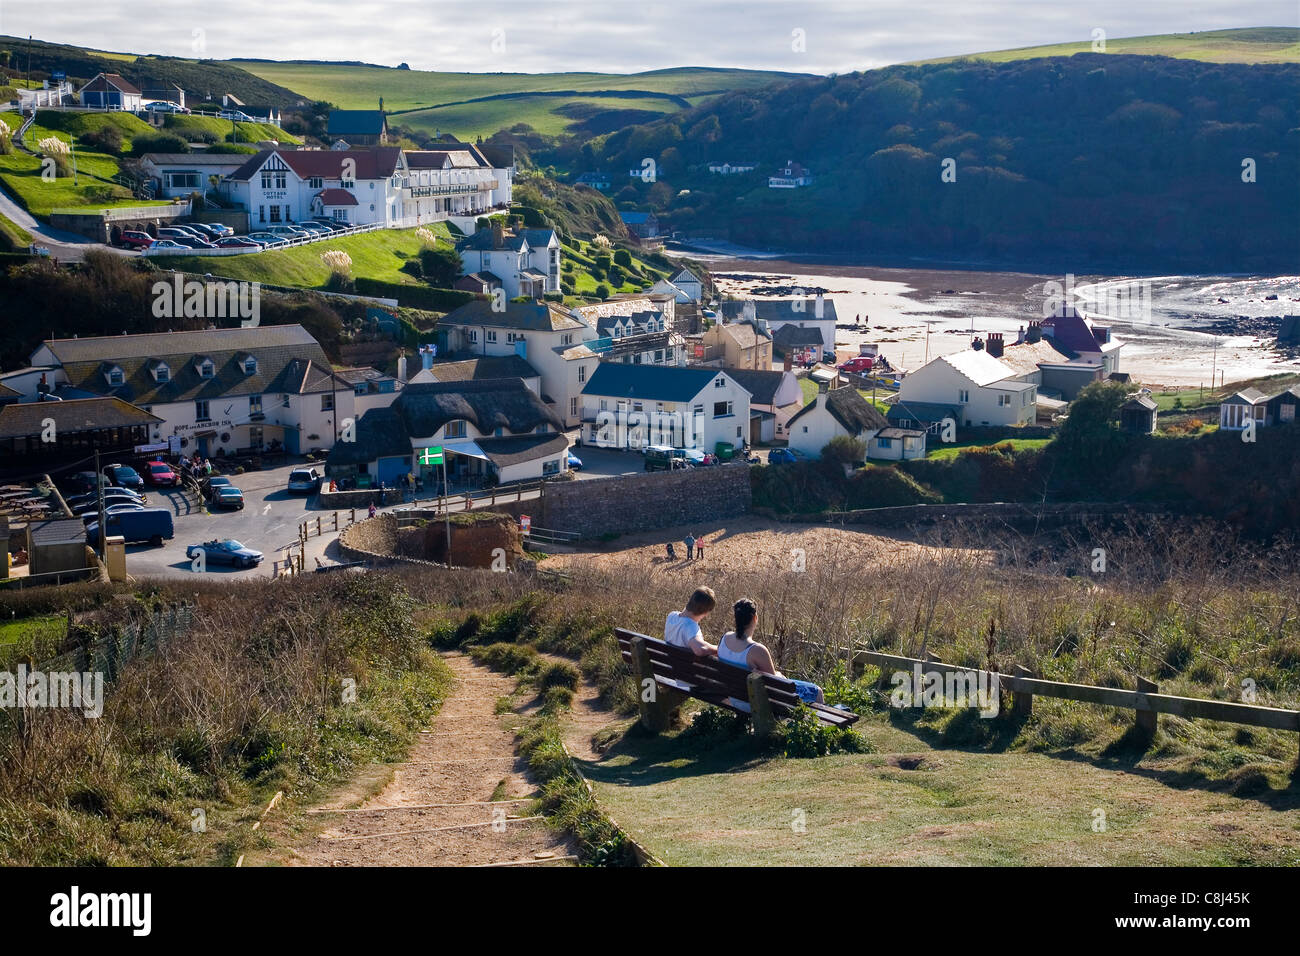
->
288, 652, 576, 867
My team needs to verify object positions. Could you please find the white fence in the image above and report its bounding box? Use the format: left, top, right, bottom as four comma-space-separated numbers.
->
143, 220, 387, 256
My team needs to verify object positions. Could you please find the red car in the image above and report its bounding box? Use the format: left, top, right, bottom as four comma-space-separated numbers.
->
119, 230, 155, 250
144, 461, 178, 487
838, 357, 875, 374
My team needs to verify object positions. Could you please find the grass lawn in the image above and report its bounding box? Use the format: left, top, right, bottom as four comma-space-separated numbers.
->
0, 613, 66, 667
926, 437, 1051, 461
161, 223, 454, 289
0, 210, 33, 248
560, 238, 668, 299
914, 26, 1300, 65
579, 707, 1300, 866
794, 377, 890, 414
163, 114, 298, 146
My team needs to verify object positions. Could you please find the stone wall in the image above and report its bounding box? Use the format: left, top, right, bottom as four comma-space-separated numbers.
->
754, 500, 1179, 530
318, 487, 404, 509
539, 462, 751, 538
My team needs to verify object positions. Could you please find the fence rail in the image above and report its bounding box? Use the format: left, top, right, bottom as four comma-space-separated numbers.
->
813, 646, 1300, 758
143, 220, 385, 256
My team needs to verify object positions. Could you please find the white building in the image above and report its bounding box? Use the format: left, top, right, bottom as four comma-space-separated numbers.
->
768, 161, 813, 188
141, 153, 250, 200
454, 224, 561, 300
897, 348, 1037, 429
437, 301, 598, 428
718, 296, 837, 363
580, 363, 751, 452
786, 384, 889, 459
24, 325, 356, 457
706, 160, 758, 175
402, 144, 513, 220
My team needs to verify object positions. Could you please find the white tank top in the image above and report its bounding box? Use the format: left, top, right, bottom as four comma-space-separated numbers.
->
717, 632, 755, 669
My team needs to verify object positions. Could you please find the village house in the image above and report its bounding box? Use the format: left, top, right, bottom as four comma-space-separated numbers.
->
333, 366, 400, 417
326, 378, 567, 488
1219, 385, 1299, 430
580, 364, 751, 452
78, 73, 142, 111
768, 161, 813, 188
697, 318, 773, 370
327, 109, 389, 146
21, 326, 356, 457
454, 222, 560, 299
718, 296, 837, 363
140, 82, 185, 110
1120, 394, 1159, 434
224, 148, 405, 228
619, 211, 660, 240
652, 268, 704, 303
574, 171, 612, 191
571, 295, 684, 368
706, 160, 758, 175
885, 399, 962, 437
1037, 307, 1123, 377
403, 143, 513, 220
411, 354, 543, 397
897, 349, 1037, 429
786, 383, 893, 460
0, 397, 163, 469
141, 153, 250, 201
436, 301, 597, 428
722, 368, 802, 443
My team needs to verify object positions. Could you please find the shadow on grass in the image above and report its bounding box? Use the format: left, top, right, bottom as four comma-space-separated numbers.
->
576, 720, 773, 789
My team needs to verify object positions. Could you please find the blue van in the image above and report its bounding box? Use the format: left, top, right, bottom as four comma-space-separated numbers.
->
85, 508, 175, 546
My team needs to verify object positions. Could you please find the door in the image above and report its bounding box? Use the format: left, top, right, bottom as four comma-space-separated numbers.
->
197, 436, 209, 457
377, 456, 409, 487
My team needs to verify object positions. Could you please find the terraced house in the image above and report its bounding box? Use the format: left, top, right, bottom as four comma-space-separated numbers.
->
21, 326, 359, 457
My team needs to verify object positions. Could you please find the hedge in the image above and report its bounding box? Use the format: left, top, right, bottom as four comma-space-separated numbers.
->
352, 278, 477, 312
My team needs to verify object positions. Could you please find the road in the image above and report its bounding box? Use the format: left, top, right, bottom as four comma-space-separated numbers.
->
0, 181, 132, 263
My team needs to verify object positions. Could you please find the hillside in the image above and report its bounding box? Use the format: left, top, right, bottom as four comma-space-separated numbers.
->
914, 26, 1300, 66
228, 62, 805, 140
581, 53, 1300, 272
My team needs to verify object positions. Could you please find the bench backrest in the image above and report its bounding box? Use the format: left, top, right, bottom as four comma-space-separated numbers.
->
615, 627, 803, 705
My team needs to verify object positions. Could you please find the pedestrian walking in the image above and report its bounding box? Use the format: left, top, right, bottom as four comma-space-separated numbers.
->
696, 537, 705, 562
684, 532, 695, 560
367, 502, 376, 519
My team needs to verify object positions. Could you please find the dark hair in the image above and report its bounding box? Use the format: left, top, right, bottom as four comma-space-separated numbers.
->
733, 598, 757, 636
685, 586, 716, 615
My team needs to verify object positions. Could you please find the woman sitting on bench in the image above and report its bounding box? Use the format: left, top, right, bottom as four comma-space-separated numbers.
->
717, 598, 826, 705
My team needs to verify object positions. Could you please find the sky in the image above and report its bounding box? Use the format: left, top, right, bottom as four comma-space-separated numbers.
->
1, 1, 1296, 75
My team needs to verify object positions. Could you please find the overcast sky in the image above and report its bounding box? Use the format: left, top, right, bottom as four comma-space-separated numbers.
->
2, 1, 1296, 74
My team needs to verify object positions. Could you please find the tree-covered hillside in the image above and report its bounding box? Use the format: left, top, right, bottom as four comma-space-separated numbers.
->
583, 54, 1300, 272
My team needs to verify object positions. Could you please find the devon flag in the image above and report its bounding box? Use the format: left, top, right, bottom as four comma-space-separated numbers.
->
420, 446, 444, 466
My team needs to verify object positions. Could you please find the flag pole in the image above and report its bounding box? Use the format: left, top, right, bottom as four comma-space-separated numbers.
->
442, 456, 450, 562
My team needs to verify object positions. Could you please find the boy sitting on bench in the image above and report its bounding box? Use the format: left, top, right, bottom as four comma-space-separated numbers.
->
664, 586, 719, 657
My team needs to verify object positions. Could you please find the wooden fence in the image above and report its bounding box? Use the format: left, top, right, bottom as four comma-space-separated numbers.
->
817, 646, 1300, 760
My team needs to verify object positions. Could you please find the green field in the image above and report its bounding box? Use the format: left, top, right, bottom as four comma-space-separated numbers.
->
916, 26, 1300, 65
162, 114, 298, 146
160, 223, 453, 288
925, 437, 1051, 461
231, 62, 800, 139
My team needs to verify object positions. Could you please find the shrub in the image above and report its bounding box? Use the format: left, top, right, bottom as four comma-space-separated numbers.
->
613, 248, 632, 267
595, 284, 610, 300
469, 641, 538, 674
777, 706, 871, 758
682, 705, 749, 740
534, 660, 580, 691
130, 132, 189, 156
417, 245, 462, 287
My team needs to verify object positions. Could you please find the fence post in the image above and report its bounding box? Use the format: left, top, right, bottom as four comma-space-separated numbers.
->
333, 511, 338, 531
1135, 676, 1159, 739
350, 508, 356, 525
316, 516, 322, 537
1011, 665, 1034, 719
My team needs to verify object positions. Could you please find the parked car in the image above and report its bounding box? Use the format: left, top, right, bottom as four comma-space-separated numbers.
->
118, 230, 154, 250
172, 235, 217, 249
202, 223, 234, 237
217, 110, 254, 122
644, 445, 686, 472
67, 485, 145, 505
211, 486, 245, 510
158, 226, 204, 240
186, 538, 264, 569
144, 101, 188, 114
566, 451, 583, 471
674, 447, 710, 466
147, 239, 186, 250
144, 461, 178, 487
202, 475, 233, 500
187, 223, 223, 240
838, 357, 875, 374
767, 448, 809, 464
60, 471, 111, 496
103, 463, 145, 490
79, 503, 145, 525
266, 225, 311, 240
311, 218, 346, 232
245, 232, 284, 247
286, 468, 322, 494
85, 508, 174, 546
215, 237, 261, 250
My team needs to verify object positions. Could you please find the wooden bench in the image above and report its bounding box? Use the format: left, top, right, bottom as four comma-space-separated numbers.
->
615, 628, 859, 738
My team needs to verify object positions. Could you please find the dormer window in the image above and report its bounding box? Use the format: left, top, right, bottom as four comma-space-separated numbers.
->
243, 356, 257, 375
105, 365, 124, 387
196, 357, 215, 379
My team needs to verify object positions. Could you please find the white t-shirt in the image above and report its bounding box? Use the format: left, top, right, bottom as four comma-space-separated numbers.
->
664, 611, 702, 650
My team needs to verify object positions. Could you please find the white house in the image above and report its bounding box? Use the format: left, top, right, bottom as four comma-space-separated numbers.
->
663, 268, 703, 303
326, 378, 568, 487
225, 148, 406, 228
768, 161, 813, 188
706, 160, 758, 175
580, 364, 751, 453
402, 144, 512, 220
454, 223, 561, 300
786, 384, 890, 459
141, 153, 251, 200
24, 325, 355, 457
78, 73, 142, 111
437, 301, 597, 428
718, 296, 837, 363
897, 349, 1037, 429
723, 368, 802, 443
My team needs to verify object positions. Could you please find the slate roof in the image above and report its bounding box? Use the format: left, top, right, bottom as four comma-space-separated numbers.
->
80, 73, 141, 96
455, 227, 557, 253
582, 363, 732, 402
1123, 395, 1158, 411
995, 339, 1073, 377
229, 148, 403, 182
886, 400, 961, 424
439, 301, 585, 332
28, 518, 87, 547
714, 320, 770, 349
39, 325, 337, 405
477, 433, 569, 468
326, 110, 387, 137
422, 356, 540, 383
722, 369, 791, 406
315, 188, 357, 206
142, 153, 248, 167
771, 324, 824, 347
1223, 388, 1269, 405
935, 349, 1018, 387
1042, 308, 1116, 356
0, 397, 162, 439
787, 386, 887, 434
719, 299, 839, 324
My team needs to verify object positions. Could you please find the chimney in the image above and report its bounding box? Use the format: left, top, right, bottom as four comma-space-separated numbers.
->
986, 333, 1004, 358
743, 299, 756, 322
1016, 325, 1026, 345
492, 219, 505, 249
421, 345, 434, 370
1026, 321, 1043, 344
814, 292, 824, 319
397, 354, 408, 383
972, 336, 984, 351
783, 352, 792, 372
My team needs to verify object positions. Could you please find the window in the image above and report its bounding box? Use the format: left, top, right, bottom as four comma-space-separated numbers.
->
693, 404, 704, 418
599, 399, 608, 411
309, 177, 323, 189
249, 395, 263, 416
198, 361, 214, 379
877, 437, 892, 449
167, 171, 200, 189
486, 330, 497, 343
321, 393, 334, 411
445, 420, 467, 439
467, 330, 478, 343
578, 365, 587, 383
153, 364, 169, 383
632, 401, 643, 412
959, 389, 970, 403
249, 426, 263, 447
494, 427, 504, 437
1282, 404, 1296, 423
562, 334, 573, 345
535, 424, 549, 434
998, 394, 1011, 407
269, 205, 282, 223
244, 356, 257, 374
570, 397, 578, 417
195, 400, 210, 421
543, 459, 560, 476
258, 205, 265, 224
715, 378, 725, 388
713, 401, 733, 418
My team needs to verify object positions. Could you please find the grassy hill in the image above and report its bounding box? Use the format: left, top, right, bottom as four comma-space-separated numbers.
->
228, 62, 805, 140
915, 26, 1300, 65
